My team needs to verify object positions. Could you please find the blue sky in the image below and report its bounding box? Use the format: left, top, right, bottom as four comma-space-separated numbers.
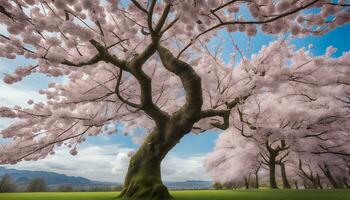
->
0, 20, 349, 182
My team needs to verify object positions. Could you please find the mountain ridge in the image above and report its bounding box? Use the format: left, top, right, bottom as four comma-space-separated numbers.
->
0, 167, 115, 187
0, 167, 212, 189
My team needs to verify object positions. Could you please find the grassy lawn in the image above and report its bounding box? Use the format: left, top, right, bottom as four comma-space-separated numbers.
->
0, 190, 349, 200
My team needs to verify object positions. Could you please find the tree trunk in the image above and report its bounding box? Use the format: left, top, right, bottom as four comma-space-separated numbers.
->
244, 177, 250, 189
269, 162, 278, 189
255, 172, 259, 189
320, 164, 341, 189
280, 163, 291, 189
268, 151, 278, 189
119, 128, 183, 200
254, 163, 261, 189
118, 45, 204, 200
298, 160, 318, 189
317, 174, 323, 190
294, 181, 298, 190
266, 141, 282, 189
303, 178, 308, 189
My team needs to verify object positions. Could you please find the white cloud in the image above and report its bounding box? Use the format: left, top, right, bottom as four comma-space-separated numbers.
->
0, 81, 45, 107
162, 154, 211, 182
0, 81, 45, 131
0, 118, 15, 130
5, 144, 134, 183
4, 143, 211, 183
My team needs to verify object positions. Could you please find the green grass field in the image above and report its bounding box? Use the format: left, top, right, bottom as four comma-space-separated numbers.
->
0, 190, 350, 200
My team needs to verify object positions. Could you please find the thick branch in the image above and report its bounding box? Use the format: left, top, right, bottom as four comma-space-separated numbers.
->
61, 54, 101, 67
154, 3, 172, 34
147, 0, 157, 34
226, 94, 251, 109
158, 45, 203, 121
90, 39, 127, 70
127, 45, 169, 126
200, 109, 230, 130
200, 93, 251, 130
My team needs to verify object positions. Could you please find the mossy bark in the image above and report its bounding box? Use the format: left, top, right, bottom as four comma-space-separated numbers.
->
118, 157, 171, 200
118, 129, 180, 200
118, 110, 200, 200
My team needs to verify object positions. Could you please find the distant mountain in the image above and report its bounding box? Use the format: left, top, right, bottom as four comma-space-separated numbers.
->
0, 167, 116, 187
165, 180, 212, 190
0, 167, 212, 190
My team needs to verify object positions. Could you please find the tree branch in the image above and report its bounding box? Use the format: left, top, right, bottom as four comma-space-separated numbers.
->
178, 0, 320, 57
115, 69, 141, 108
158, 45, 203, 121
61, 54, 101, 67
131, 0, 148, 13
147, 0, 157, 34
154, 3, 172, 34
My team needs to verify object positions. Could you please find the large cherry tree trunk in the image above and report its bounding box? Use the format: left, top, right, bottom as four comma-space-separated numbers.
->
119, 46, 203, 200
119, 128, 184, 200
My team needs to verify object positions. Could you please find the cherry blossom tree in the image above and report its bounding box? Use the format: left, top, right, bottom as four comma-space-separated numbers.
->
205, 130, 262, 188
206, 40, 350, 189
0, 0, 349, 199
296, 146, 350, 189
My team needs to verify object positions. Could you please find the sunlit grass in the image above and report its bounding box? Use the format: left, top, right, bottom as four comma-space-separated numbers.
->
0, 189, 349, 200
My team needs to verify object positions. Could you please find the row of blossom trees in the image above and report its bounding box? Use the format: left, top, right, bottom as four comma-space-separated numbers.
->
205, 41, 350, 189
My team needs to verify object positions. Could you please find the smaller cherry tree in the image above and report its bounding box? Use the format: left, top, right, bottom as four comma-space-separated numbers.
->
206, 40, 350, 189
205, 130, 261, 188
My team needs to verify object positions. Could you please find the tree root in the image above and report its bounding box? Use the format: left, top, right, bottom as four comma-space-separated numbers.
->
118, 179, 173, 200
